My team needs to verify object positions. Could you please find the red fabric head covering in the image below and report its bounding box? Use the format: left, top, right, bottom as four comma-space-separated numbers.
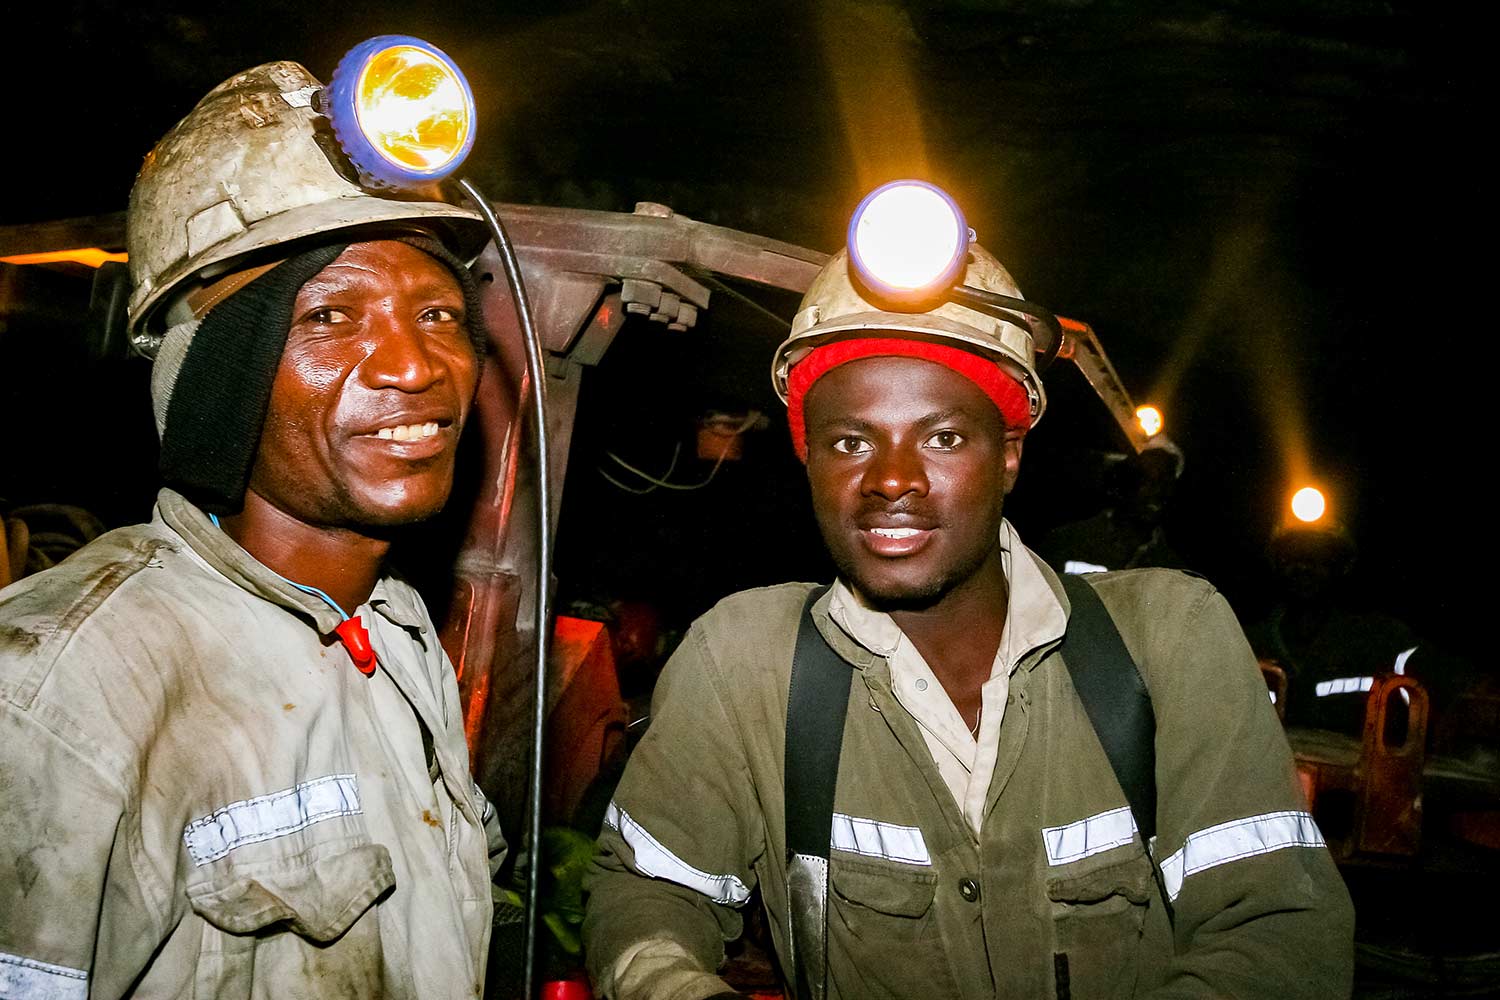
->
786, 337, 1033, 460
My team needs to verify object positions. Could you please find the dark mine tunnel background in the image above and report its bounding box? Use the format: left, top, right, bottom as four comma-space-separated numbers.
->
1, 2, 1487, 665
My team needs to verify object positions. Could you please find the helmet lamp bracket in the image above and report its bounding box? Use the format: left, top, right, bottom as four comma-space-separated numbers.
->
948, 283, 1063, 372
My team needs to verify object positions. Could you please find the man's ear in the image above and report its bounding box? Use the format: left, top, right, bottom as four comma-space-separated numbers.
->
1000, 428, 1025, 496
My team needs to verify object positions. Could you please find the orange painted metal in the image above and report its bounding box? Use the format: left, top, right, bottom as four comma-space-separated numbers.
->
1259, 659, 1288, 723
544, 617, 629, 824
1354, 675, 1428, 857
1289, 674, 1429, 862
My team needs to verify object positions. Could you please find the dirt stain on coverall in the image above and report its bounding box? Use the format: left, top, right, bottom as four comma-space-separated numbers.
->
14, 850, 40, 895
0, 624, 42, 653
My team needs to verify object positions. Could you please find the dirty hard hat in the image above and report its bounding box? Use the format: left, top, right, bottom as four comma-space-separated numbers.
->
125, 60, 487, 356
772, 245, 1047, 458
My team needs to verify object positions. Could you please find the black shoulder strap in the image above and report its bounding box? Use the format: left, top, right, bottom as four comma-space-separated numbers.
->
784, 584, 846, 862
783, 584, 846, 1000
1057, 572, 1174, 923
1057, 573, 1158, 840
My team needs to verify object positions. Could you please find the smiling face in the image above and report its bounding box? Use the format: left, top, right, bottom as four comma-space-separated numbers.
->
245, 240, 480, 530
803, 355, 1023, 610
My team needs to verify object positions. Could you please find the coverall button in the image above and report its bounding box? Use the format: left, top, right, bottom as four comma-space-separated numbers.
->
958, 877, 981, 902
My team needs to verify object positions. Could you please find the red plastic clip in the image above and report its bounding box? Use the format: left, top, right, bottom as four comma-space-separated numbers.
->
334, 616, 378, 676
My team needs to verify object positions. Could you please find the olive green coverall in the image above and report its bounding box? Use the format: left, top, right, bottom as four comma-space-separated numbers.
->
584, 565, 1354, 1000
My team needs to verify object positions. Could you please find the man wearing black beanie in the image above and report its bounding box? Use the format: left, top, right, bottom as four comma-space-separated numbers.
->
0, 61, 507, 998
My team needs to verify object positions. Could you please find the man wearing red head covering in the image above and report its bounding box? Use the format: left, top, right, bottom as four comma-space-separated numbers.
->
584, 244, 1353, 1000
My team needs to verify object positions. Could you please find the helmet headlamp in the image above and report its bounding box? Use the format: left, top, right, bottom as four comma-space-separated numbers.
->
1291, 486, 1327, 524
843, 180, 1063, 370
846, 180, 970, 306
324, 35, 476, 190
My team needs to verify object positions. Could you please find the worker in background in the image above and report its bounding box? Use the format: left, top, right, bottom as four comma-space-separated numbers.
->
583, 233, 1354, 998
0, 60, 505, 997
1249, 520, 1469, 751
1036, 436, 1188, 576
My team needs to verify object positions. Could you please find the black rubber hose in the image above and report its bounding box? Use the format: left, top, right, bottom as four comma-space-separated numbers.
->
456, 178, 553, 1000
949, 284, 1064, 373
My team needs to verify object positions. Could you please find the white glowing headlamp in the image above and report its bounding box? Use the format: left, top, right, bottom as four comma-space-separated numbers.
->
324, 35, 476, 190
1291, 486, 1327, 524
846, 180, 972, 307
1135, 405, 1164, 438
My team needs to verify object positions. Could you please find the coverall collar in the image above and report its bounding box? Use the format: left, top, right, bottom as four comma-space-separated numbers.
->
154, 488, 423, 635
825, 518, 1068, 673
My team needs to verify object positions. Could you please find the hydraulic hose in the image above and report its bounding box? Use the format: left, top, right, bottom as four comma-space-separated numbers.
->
949, 284, 1064, 372
456, 178, 553, 1000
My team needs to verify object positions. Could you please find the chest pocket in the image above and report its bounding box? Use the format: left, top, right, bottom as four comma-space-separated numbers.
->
187, 843, 410, 1000
1047, 852, 1153, 1000
830, 856, 937, 937
827, 857, 961, 1000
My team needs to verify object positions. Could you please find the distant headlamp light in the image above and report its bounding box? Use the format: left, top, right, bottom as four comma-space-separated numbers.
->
1292, 486, 1327, 524
325, 35, 476, 189
847, 180, 970, 306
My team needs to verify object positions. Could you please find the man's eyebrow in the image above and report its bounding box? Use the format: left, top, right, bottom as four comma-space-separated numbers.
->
405, 272, 466, 297
806, 407, 984, 435
915, 407, 975, 427
806, 414, 878, 435
297, 270, 462, 297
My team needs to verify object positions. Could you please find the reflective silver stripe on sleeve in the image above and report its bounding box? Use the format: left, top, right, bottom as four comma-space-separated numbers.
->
604, 801, 752, 905
1041, 806, 1138, 866
1315, 676, 1373, 697
1160, 810, 1326, 900
830, 813, 932, 866
0, 951, 88, 1000
183, 774, 361, 865
476, 780, 495, 825
1064, 560, 1110, 575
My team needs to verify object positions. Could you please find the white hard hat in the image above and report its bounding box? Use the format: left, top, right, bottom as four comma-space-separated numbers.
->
771, 245, 1047, 425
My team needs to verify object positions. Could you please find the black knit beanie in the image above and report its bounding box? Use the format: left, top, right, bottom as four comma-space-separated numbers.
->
158, 237, 487, 514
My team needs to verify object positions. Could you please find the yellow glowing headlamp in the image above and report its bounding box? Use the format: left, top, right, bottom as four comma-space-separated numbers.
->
325, 35, 476, 189
1135, 405, 1164, 438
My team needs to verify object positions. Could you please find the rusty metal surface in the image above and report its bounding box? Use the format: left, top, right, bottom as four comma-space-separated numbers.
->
491, 201, 827, 293
432, 205, 831, 830
0, 201, 828, 291
1285, 674, 1500, 865
1055, 316, 1151, 454
543, 617, 629, 824
1288, 728, 1500, 796
1355, 675, 1427, 857
440, 234, 615, 834
0, 212, 127, 256
1259, 660, 1288, 723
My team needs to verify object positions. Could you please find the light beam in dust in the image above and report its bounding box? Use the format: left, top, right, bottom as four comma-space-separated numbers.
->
1238, 256, 1313, 495
816, 0, 930, 199
1149, 208, 1311, 499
